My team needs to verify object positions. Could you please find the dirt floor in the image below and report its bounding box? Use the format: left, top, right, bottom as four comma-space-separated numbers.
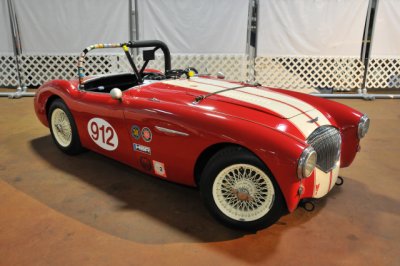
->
0, 94, 399, 265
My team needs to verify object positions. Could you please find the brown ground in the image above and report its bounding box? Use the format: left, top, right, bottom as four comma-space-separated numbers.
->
0, 94, 399, 265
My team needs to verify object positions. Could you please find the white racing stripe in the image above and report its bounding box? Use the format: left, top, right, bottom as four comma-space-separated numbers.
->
165, 79, 302, 118
193, 77, 314, 112
288, 109, 331, 138
313, 162, 340, 198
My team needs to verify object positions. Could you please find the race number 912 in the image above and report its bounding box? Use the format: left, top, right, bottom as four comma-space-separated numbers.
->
87, 118, 118, 151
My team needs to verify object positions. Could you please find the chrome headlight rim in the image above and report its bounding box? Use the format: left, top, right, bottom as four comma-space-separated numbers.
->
297, 146, 317, 179
358, 114, 370, 139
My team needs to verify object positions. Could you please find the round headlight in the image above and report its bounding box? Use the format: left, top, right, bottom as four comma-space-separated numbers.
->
358, 114, 370, 139
297, 146, 317, 179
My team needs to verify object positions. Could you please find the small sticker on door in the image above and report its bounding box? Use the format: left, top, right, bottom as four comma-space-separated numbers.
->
141, 127, 152, 142
153, 160, 167, 178
133, 143, 151, 155
131, 125, 141, 140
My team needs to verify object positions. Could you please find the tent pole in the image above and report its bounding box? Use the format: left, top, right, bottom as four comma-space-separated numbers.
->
361, 0, 379, 95
246, 0, 258, 83
2, 0, 33, 98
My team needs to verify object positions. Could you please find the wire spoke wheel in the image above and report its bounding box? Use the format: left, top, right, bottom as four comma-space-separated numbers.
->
51, 108, 72, 147
212, 164, 275, 222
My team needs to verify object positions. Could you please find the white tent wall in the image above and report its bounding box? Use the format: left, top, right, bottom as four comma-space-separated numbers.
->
0, 0, 19, 86
138, 0, 248, 54
255, 0, 369, 91
136, 0, 250, 81
257, 0, 368, 57
1, 0, 398, 93
13, 0, 129, 54
0, 0, 13, 55
367, 0, 400, 89
10, 0, 129, 86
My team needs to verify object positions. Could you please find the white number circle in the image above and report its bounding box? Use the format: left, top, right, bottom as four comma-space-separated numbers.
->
87, 118, 118, 151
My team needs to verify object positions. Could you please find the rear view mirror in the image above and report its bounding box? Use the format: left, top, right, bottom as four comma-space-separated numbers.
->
110, 88, 122, 100
143, 50, 155, 61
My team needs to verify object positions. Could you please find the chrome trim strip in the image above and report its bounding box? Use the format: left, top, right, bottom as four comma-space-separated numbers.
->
155, 126, 189, 137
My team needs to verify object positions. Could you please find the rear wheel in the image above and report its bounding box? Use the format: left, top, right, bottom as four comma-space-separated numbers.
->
200, 146, 285, 230
48, 99, 84, 155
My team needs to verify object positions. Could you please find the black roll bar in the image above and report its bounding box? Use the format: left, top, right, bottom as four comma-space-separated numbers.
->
77, 40, 171, 90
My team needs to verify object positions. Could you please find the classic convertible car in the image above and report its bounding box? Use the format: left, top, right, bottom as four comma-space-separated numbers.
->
34, 40, 370, 230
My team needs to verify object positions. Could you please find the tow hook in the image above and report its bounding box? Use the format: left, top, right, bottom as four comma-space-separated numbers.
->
300, 200, 315, 212
336, 176, 344, 186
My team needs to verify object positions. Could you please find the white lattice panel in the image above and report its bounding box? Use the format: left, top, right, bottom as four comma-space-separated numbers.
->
366, 58, 400, 89
0, 55, 19, 87
2, 53, 371, 92
13, 53, 249, 86
255, 57, 365, 91
116, 54, 250, 82
19, 54, 123, 86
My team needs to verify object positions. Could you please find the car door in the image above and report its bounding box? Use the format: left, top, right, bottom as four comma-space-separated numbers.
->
71, 90, 133, 165
121, 91, 201, 186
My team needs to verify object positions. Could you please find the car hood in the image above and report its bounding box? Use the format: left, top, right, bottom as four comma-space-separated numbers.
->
159, 77, 315, 119
133, 77, 332, 139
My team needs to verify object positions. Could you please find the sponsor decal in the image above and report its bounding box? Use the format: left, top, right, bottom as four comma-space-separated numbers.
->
133, 143, 151, 155
141, 127, 152, 142
87, 118, 118, 151
153, 160, 167, 178
140, 157, 152, 172
131, 125, 141, 140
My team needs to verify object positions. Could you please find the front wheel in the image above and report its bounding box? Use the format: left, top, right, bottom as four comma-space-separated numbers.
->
200, 147, 285, 230
48, 99, 84, 155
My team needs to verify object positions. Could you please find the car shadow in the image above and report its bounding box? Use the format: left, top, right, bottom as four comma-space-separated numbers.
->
21, 136, 320, 246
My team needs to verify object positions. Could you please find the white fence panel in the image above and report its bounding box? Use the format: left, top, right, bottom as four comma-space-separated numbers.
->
255, 57, 364, 91
0, 55, 18, 86
19, 54, 249, 86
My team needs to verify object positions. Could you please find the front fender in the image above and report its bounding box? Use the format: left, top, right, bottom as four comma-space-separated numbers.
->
183, 109, 307, 212
271, 89, 363, 167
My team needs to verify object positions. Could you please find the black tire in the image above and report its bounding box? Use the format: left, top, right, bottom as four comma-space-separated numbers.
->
48, 99, 84, 155
200, 146, 285, 231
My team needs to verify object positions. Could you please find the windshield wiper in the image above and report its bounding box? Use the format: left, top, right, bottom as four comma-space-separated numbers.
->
193, 82, 261, 104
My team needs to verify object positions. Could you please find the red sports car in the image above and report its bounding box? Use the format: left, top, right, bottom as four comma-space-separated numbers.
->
34, 40, 370, 230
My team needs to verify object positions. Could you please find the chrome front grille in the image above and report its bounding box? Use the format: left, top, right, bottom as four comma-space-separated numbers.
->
307, 126, 341, 173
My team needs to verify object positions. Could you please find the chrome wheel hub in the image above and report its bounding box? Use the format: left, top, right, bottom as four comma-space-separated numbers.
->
51, 108, 72, 147
212, 164, 275, 222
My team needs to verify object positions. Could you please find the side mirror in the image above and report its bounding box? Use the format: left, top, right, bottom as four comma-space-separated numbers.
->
110, 88, 122, 101
217, 72, 225, 79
